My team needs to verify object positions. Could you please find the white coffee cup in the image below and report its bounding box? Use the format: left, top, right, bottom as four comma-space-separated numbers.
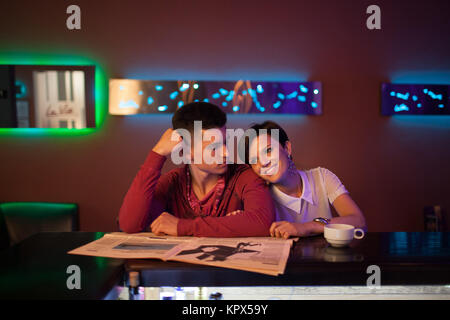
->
324, 224, 365, 247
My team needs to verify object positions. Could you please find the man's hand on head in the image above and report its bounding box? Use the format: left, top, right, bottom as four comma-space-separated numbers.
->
152, 128, 182, 157
150, 212, 179, 236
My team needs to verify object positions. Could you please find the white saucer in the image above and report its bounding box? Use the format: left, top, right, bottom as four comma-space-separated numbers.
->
325, 238, 352, 248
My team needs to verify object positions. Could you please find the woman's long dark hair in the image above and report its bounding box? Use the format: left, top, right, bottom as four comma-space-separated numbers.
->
243, 121, 290, 164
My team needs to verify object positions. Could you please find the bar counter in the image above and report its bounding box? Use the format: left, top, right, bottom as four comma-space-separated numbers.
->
1, 232, 449, 299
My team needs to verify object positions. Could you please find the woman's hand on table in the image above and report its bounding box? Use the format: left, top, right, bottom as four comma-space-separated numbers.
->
270, 221, 321, 239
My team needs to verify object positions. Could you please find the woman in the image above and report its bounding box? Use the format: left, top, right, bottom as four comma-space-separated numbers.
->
234, 121, 366, 239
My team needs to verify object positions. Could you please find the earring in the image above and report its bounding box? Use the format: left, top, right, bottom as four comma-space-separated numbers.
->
288, 157, 297, 175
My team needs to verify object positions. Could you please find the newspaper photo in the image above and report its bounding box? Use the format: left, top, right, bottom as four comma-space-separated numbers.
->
166, 237, 292, 276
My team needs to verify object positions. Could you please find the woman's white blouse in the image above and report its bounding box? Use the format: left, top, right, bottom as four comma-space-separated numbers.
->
270, 167, 349, 223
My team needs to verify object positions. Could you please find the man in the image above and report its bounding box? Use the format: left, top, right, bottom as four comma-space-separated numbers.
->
118, 102, 274, 237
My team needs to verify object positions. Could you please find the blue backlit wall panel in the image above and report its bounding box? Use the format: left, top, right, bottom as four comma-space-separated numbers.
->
381, 83, 449, 115
109, 79, 322, 115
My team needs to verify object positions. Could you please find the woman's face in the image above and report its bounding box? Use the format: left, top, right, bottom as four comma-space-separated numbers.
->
248, 133, 291, 184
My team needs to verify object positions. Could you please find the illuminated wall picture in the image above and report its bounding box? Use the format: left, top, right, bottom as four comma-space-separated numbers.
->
381, 83, 449, 115
0, 65, 96, 129
109, 79, 322, 115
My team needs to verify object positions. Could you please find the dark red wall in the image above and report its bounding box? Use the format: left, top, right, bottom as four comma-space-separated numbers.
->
1, 0, 449, 232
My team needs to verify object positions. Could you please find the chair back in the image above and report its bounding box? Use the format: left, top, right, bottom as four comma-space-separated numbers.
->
0, 202, 78, 246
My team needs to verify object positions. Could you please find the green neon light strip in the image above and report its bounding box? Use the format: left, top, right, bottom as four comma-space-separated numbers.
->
0, 53, 107, 136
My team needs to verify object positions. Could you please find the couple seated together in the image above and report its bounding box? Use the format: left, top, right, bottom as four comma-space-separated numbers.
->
118, 102, 366, 239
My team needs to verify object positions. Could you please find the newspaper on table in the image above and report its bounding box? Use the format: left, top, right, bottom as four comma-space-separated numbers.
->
68, 232, 295, 276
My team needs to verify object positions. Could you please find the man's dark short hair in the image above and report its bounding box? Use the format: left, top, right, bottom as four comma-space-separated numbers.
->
172, 102, 227, 132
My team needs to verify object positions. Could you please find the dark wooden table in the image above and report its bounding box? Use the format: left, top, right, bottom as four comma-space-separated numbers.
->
1, 232, 449, 299
126, 232, 450, 287
0, 232, 124, 299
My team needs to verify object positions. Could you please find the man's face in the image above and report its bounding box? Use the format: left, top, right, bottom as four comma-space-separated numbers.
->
190, 126, 229, 175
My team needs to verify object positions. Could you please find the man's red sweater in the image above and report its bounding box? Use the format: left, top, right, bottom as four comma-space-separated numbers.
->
118, 150, 275, 237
